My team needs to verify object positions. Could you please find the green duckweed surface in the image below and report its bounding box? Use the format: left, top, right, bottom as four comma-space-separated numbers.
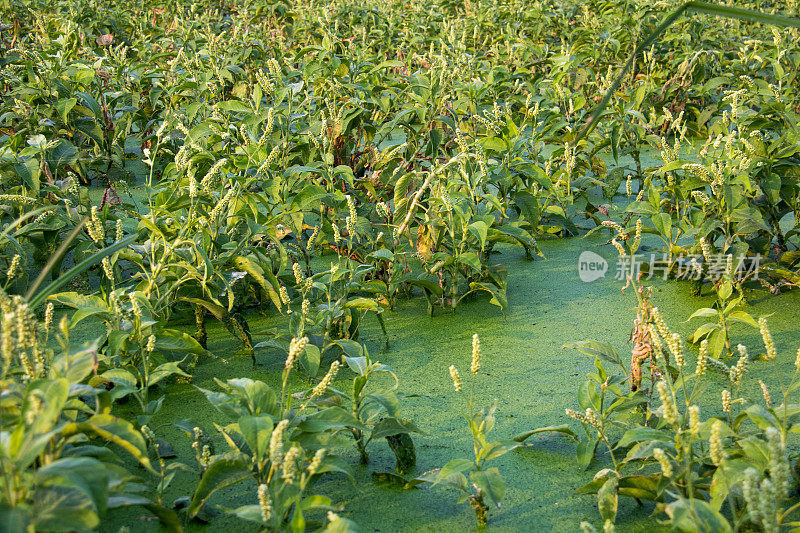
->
91, 225, 800, 533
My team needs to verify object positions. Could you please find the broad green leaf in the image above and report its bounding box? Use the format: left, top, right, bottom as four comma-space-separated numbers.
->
467, 221, 489, 251
470, 468, 506, 507
154, 330, 206, 355
514, 425, 579, 443
27, 378, 69, 434
148, 361, 190, 387
370, 417, 422, 441
597, 476, 618, 523
295, 407, 366, 433
63, 414, 153, 473
299, 343, 321, 377
616, 427, 673, 448
726, 311, 759, 328
577, 438, 598, 470
55, 98, 77, 123
15, 159, 40, 192
434, 458, 475, 484
238, 415, 273, 463
188, 453, 250, 518
34, 457, 109, 518
665, 497, 732, 533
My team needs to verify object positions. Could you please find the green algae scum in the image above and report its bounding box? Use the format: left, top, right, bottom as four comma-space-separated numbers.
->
2, 0, 800, 532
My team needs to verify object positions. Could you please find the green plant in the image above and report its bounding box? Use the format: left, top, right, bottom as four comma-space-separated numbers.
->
420, 334, 517, 527
0, 292, 181, 531
313, 347, 421, 469
687, 274, 759, 359
140, 424, 193, 509
48, 289, 201, 422
3, 0, 800, 530
187, 340, 362, 528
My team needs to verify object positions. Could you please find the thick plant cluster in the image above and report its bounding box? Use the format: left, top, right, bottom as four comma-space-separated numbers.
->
523, 227, 800, 531
535, 285, 800, 532
2, 0, 800, 530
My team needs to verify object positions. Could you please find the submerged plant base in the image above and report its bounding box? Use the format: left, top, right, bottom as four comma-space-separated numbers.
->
469, 492, 489, 527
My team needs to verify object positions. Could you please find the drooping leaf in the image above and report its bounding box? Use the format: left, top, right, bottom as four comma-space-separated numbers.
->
188, 454, 250, 518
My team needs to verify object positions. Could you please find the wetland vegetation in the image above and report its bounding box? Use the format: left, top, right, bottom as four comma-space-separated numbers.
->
2, 0, 800, 530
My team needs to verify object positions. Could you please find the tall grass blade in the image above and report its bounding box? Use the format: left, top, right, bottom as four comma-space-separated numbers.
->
27, 231, 137, 308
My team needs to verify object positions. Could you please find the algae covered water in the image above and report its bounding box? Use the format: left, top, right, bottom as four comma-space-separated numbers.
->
99, 232, 799, 532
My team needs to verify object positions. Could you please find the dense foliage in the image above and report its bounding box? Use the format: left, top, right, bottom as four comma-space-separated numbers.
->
1, 0, 800, 530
